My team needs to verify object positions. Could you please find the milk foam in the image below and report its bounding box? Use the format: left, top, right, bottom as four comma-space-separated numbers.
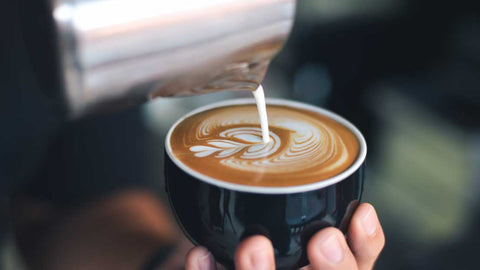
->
187, 107, 350, 175
190, 127, 280, 159
252, 85, 270, 143
170, 101, 360, 187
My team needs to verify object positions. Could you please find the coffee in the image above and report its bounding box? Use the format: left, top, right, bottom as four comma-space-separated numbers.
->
168, 103, 359, 187
165, 99, 366, 268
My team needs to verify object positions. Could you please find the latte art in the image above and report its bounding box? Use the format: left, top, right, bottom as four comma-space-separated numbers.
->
190, 127, 280, 159
169, 104, 359, 187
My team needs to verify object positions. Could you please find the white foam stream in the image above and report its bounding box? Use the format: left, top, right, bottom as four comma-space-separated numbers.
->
252, 85, 270, 143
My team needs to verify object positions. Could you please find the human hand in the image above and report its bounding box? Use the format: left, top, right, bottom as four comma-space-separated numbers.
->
185, 203, 384, 270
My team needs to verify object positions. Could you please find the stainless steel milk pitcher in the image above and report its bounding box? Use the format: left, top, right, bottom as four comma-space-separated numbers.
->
46, 0, 295, 117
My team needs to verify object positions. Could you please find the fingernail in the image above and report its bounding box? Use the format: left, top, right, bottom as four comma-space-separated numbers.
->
249, 249, 270, 270
361, 206, 377, 236
198, 251, 214, 270
318, 234, 344, 264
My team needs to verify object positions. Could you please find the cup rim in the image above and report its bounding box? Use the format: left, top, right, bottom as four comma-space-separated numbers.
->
165, 98, 367, 194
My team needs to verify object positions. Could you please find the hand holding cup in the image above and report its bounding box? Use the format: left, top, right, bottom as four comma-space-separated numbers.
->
165, 99, 370, 268
186, 203, 384, 270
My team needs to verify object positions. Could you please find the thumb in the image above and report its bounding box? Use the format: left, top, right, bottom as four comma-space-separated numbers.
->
185, 246, 217, 270
235, 235, 275, 270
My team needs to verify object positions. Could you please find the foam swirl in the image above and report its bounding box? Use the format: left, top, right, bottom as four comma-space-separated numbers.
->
170, 104, 359, 187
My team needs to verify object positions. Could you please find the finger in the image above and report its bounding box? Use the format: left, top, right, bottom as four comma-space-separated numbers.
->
347, 203, 385, 270
307, 227, 358, 270
185, 246, 217, 270
235, 235, 275, 270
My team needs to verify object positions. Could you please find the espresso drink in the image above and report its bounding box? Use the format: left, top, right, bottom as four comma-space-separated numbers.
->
169, 102, 360, 187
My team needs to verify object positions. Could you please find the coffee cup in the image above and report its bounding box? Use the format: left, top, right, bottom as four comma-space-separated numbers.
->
164, 98, 366, 269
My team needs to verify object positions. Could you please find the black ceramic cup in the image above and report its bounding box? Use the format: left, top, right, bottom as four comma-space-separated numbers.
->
165, 99, 366, 269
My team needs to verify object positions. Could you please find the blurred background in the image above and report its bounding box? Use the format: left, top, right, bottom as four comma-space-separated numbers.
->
2, 0, 480, 269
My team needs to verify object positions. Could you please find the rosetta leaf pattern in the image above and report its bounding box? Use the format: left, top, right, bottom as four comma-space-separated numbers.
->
189, 129, 266, 159
190, 139, 247, 158
189, 127, 271, 158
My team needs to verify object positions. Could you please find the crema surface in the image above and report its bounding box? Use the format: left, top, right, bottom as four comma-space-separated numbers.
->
169, 104, 359, 187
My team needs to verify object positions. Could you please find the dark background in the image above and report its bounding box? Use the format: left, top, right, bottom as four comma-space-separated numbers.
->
277, 1, 480, 268
1, 0, 479, 268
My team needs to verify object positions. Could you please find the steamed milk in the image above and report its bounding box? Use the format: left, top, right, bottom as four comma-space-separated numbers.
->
169, 88, 359, 187
252, 85, 270, 143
